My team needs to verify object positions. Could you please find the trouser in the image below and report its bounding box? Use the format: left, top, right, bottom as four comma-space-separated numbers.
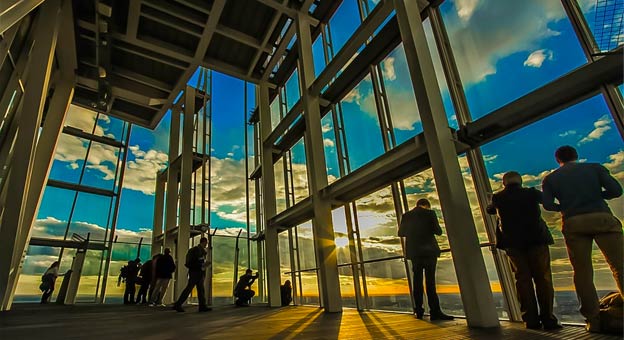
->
506, 245, 558, 326
411, 256, 441, 315
124, 279, 137, 304
41, 284, 55, 303
236, 290, 255, 305
175, 271, 206, 309
150, 278, 171, 304
136, 281, 150, 303
562, 212, 623, 320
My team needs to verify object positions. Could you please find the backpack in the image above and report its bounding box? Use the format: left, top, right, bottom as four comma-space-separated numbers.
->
119, 265, 128, 279
599, 292, 623, 334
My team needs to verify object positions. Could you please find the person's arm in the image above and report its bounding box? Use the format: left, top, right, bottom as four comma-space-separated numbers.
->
598, 165, 623, 199
541, 177, 560, 211
397, 214, 408, 237
485, 195, 497, 215
431, 211, 442, 236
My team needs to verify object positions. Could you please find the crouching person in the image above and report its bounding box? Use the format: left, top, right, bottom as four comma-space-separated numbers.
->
234, 269, 258, 307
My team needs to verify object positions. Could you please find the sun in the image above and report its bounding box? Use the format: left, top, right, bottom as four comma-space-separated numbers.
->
335, 237, 350, 248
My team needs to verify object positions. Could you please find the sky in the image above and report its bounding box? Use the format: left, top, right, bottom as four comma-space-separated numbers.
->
17, 0, 624, 319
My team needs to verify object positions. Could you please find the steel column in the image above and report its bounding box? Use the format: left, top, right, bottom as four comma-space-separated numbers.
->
393, 0, 499, 327
295, 12, 342, 312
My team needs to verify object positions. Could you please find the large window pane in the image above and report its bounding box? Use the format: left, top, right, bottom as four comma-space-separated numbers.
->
440, 0, 587, 119
328, 0, 362, 58
355, 186, 401, 262
364, 258, 411, 312
291, 138, 309, 203
322, 112, 341, 184
340, 74, 385, 172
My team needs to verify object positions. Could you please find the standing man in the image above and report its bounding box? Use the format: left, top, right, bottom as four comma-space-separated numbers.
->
136, 255, 156, 304
487, 171, 561, 330
542, 145, 623, 333
173, 237, 211, 312
150, 248, 175, 306
398, 198, 454, 321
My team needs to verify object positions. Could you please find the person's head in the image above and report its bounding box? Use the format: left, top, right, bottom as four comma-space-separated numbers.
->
284, 280, 291, 287
50, 261, 59, 269
246, 268, 253, 275
555, 145, 578, 165
416, 198, 431, 209
164, 247, 171, 255
135, 258, 141, 263
502, 171, 522, 187
199, 237, 208, 248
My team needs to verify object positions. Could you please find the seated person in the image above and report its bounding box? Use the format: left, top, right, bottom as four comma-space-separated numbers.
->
280, 280, 292, 306
234, 269, 258, 307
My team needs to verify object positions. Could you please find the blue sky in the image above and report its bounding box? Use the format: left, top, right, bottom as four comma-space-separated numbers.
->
19, 0, 623, 307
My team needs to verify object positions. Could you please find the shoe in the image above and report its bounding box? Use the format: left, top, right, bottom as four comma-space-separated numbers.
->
198, 307, 212, 312
159, 304, 167, 307
585, 318, 601, 333
430, 312, 454, 321
173, 305, 185, 312
543, 322, 563, 331
414, 313, 424, 320
148, 303, 156, 307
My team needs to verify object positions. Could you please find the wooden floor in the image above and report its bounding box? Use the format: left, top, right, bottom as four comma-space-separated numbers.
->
0, 303, 621, 340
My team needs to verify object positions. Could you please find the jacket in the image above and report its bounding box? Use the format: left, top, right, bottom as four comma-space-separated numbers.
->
398, 206, 442, 258
486, 184, 554, 249
155, 254, 176, 279
185, 245, 207, 273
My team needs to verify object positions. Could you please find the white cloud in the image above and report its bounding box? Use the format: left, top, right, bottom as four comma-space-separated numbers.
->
381, 57, 396, 81
122, 146, 169, 195
455, 0, 480, 22
323, 138, 335, 147
559, 130, 576, 137
227, 152, 234, 157
483, 154, 498, 163
343, 87, 362, 104
322, 123, 332, 133
579, 115, 612, 144
523, 49, 553, 68
446, 1, 566, 84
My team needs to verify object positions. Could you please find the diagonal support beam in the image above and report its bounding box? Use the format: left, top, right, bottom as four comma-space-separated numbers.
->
0, 0, 45, 35
149, 0, 226, 128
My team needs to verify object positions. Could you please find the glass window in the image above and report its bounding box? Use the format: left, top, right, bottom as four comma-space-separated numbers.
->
270, 96, 281, 131
439, 0, 587, 119
332, 206, 351, 265
81, 141, 121, 191
48, 134, 89, 184
355, 186, 401, 262
211, 234, 236, 305
436, 251, 465, 317
340, 74, 385, 172
480, 94, 623, 323
291, 138, 309, 204
312, 35, 326, 78
285, 69, 300, 113
328, 0, 362, 59
577, 0, 624, 52
296, 221, 316, 270
338, 265, 358, 308
322, 112, 341, 184
274, 157, 287, 213
364, 258, 411, 312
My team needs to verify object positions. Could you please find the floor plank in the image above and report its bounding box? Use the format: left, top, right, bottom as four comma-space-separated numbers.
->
0, 304, 621, 339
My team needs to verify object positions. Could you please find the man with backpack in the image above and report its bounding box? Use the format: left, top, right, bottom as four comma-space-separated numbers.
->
150, 248, 176, 306
173, 237, 211, 312
122, 258, 141, 304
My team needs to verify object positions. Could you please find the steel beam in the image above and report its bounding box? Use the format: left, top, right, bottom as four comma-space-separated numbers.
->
295, 11, 342, 313
0, 0, 61, 311
0, 0, 45, 35
149, 0, 226, 129
258, 82, 281, 307
393, 0, 499, 327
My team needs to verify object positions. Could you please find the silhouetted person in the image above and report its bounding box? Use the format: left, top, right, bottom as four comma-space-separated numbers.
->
40, 261, 60, 303
542, 145, 623, 333
137, 255, 156, 304
151, 248, 176, 306
398, 198, 453, 321
234, 269, 258, 307
123, 258, 140, 304
173, 237, 211, 312
280, 280, 292, 306
487, 171, 561, 330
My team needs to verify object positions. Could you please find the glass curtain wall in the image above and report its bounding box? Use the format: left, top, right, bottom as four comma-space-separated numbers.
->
270, 0, 623, 325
